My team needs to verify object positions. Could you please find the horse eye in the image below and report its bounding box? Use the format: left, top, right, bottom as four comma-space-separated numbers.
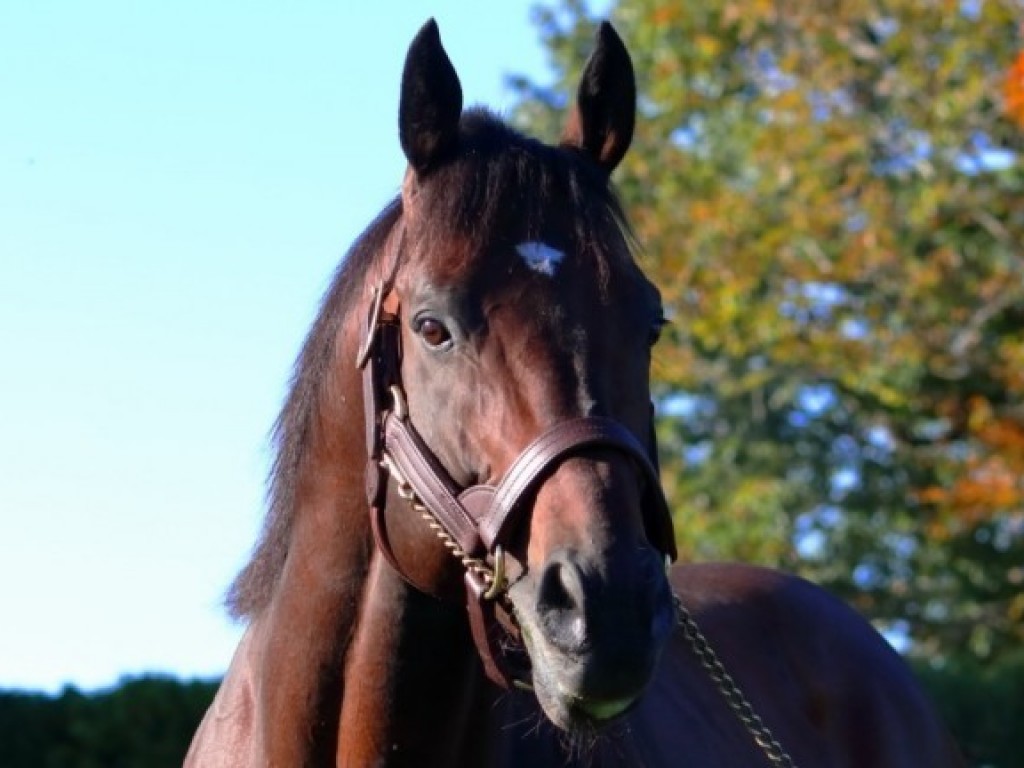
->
415, 317, 452, 349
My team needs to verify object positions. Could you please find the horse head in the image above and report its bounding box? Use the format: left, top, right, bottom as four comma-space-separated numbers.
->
362, 19, 677, 731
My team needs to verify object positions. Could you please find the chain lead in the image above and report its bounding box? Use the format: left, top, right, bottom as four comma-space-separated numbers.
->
380, 455, 498, 593
674, 594, 798, 767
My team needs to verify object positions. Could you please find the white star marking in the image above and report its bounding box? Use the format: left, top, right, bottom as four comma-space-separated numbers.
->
516, 241, 565, 277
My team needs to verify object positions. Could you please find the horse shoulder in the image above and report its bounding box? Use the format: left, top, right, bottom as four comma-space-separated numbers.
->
184, 624, 262, 768
664, 563, 964, 768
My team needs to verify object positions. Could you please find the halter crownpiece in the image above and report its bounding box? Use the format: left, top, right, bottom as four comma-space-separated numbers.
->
358, 281, 677, 687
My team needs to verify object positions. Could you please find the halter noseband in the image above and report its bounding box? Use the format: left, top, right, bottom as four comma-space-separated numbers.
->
357, 282, 677, 688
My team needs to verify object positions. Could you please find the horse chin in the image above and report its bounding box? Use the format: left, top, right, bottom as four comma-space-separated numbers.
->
515, 615, 644, 732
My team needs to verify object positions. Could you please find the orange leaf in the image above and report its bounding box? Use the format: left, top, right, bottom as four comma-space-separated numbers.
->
1004, 51, 1024, 128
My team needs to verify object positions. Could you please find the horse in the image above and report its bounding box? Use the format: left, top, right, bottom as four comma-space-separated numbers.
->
186, 20, 964, 767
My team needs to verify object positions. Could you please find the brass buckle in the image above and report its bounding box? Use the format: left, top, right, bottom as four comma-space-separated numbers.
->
389, 385, 408, 421
483, 546, 506, 600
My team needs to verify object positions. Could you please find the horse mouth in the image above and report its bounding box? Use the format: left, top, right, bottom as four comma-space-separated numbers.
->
561, 690, 638, 721
513, 610, 646, 731
528, 652, 644, 730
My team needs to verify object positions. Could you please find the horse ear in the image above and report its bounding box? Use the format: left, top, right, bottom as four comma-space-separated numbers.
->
399, 19, 463, 176
561, 22, 636, 175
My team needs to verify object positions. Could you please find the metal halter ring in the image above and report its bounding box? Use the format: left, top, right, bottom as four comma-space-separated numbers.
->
390, 385, 408, 421
483, 546, 506, 600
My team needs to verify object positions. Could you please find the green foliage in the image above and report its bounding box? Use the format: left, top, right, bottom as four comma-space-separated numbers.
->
914, 651, 1024, 768
0, 676, 217, 768
512, 0, 1024, 664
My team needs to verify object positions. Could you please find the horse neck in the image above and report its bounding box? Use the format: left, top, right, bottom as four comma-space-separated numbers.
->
337, 551, 493, 766
305, 293, 493, 765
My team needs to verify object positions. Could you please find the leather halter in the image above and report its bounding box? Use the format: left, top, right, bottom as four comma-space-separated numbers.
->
357, 281, 677, 688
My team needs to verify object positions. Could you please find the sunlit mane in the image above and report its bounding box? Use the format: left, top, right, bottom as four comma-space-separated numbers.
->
225, 202, 401, 618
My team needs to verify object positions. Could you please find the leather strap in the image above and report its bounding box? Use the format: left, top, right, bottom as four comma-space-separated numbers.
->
360, 286, 401, 514
464, 572, 514, 688
383, 414, 484, 557
472, 416, 676, 560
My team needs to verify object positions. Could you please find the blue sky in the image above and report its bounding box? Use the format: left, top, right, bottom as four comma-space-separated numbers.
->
0, 1, 554, 692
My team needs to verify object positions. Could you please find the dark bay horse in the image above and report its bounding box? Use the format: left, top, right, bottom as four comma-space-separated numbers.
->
186, 20, 963, 767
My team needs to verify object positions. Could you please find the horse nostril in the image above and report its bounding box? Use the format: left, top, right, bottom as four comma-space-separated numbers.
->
539, 561, 579, 612
536, 555, 588, 653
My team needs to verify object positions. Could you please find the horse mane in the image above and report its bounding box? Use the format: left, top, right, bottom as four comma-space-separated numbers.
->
225, 200, 402, 619
225, 109, 635, 620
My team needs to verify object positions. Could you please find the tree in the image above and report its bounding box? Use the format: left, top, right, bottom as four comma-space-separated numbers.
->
511, 0, 1024, 662
0, 676, 217, 768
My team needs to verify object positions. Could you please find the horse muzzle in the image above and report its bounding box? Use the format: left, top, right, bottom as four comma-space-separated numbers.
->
509, 544, 675, 730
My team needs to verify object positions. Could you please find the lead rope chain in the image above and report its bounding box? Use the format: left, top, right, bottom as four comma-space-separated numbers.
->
673, 594, 798, 768
382, 455, 795, 767
380, 455, 499, 594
